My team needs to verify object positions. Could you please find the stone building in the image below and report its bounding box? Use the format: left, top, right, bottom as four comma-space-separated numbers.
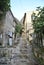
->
21, 11, 38, 42
0, 9, 18, 47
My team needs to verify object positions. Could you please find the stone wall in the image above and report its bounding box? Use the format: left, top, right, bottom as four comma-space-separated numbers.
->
0, 10, 16, 47
0, 47, 16, 58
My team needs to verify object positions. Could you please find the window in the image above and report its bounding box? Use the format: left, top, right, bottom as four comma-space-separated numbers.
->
8, 32, 12, 37
0, 33, 2, 46
0, 33, 2, 38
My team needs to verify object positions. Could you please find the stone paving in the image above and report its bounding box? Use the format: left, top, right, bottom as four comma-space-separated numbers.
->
0, 37, 36, 65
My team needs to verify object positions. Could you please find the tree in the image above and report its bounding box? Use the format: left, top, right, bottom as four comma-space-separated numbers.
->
32, 7, 44, 65
0, 0, 10, 20
15, 24, 22, 37
32, 7, 44, 47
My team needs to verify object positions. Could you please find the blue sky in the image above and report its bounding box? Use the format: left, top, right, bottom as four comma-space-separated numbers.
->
11, 0, 44, 20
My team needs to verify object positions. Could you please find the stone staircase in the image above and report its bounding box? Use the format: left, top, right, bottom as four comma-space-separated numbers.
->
0, 38, 36, 65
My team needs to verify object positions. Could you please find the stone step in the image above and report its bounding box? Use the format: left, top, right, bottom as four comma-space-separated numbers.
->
20, 48, 28, 51
10, 53, 29, 56
14, 59, 29, 62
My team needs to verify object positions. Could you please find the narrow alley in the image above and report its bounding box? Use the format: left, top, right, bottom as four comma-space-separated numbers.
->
0, 37, 36, 65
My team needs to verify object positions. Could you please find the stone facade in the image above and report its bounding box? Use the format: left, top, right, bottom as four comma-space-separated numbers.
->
0, 10, 17, 47
21, 11, 38, 41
